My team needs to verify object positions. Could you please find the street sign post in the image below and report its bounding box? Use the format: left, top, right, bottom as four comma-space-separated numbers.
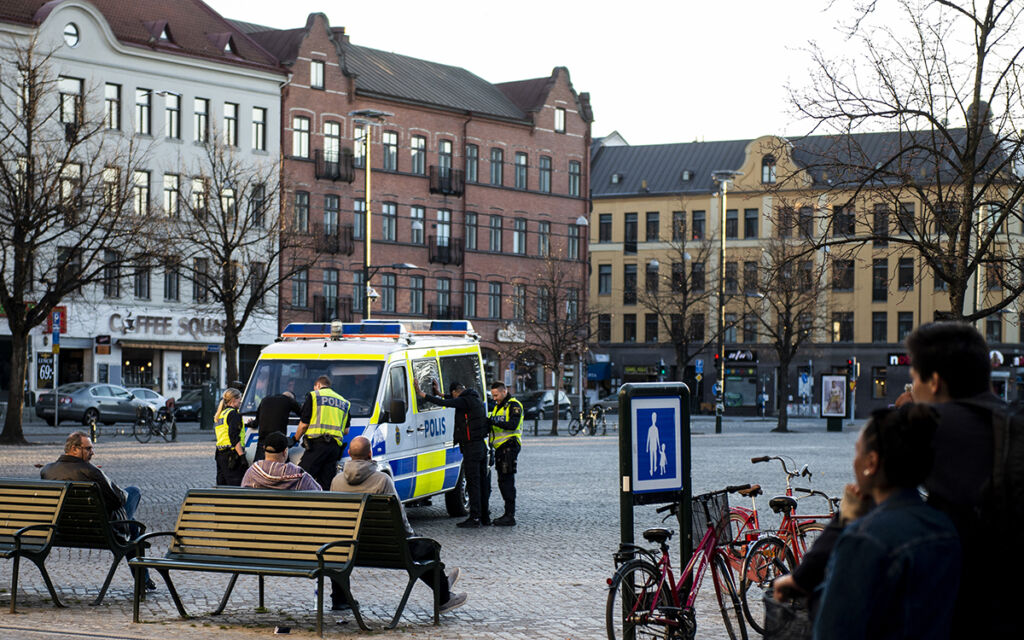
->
52, 310, 61, 425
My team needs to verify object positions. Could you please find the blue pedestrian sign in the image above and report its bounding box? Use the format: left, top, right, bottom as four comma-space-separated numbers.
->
630, 395, 683, 494
695, 358, 704, 374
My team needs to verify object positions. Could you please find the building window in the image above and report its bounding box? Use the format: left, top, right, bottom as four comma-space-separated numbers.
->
987, 264, 1004, 290
310, 60, 324, 89
645, 211, 660, 242
294, 191, 309, 232
380, 274, 396, 313
163, 173, 179, 216
832, 260, 854, 290
513, 218, 527, 254
409, 276, 424, 314
489, 215, 502, 251
410, 205, 425, 244
163, 263, 180, 301
646, 261, 658, 293
353, 200, 365, 240
352, 124, 365, 168
599, 213, 612, 242
488, 282, 501, 319
671, 262, 684, 293
568, 224, 580, 260
554, 107, 566, 133
834, 206, 855, 236
512, 284, 526, 321
897, 202, 915, 234
538, 221, 550, 257
744, 208, 759, 238
381, 131, 398, 171
897, 311, 914, 340
761, 155, 776, 183
872, 311, 887, 343
134, 262, 150, 300
161, 93, 181, 140
744, 261, 758, 293
105, 83, 121, 130
103, 250, 120, 298
624, 212, 638, 253
986, 317, 1002, 343
898, 258, 914, 290
536, 286, 551, 324
689, 314, 705, 342
743, 315, 758, 343
193, 97, 209, 142
352, 272, 365, 314
223, 102, 238, 146
623, 264, 637, 304
193, 257, 210, 303
135, 88, 151, 135
831, 311, 854, 342
324, 194, 339, 234
463, 280, 477, 318
251, 183, 267, 227
569, 160, 581, 196
671, 211, 685, 241
692, 210, 705, 240
873, 204, 889, 246
436, 209, 451, 247
934, 267, 948, 291
465, 212, 478, 250
132, 170, 150, 215
490, 148, 504, 185
598, 264, 612, 295
598, 314, 611, 342
725, 209, 738, 239
530, 156, 550, 194
323, 120, 341, 165
252, 107, 266, 151
872, 258, 888, 302
514, 152, 528, 189
725, 261, 738, 293
438, 139, 453, 173
411, 135, 426, 174
645, 314, 659, 343
322, 269, 339, 320
872, 367, 888, 399
291, 269, 308, 308
190, 177, 208, 219
623, 314, 637, 343
381, 202, 397, 241
292, 116, 310, 158
724, 313, 738, 343
798, 207, 814, 238
692, 262, 705, 292
464, 143, 478, 182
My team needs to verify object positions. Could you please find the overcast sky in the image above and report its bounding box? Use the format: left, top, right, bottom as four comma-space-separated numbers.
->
206, 0, 865, 146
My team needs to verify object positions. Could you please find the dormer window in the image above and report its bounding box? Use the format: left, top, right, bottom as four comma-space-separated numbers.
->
761, 155, 777, 183
611, 173, 622, 184
224, 37, 236, 54
681, 170, 691, 182
161, 26, 172, 41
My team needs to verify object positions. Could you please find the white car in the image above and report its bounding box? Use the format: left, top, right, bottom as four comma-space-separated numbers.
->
128, 387, 171, 417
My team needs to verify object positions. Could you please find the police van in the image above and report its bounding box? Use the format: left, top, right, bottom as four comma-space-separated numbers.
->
238, 319, 486, 516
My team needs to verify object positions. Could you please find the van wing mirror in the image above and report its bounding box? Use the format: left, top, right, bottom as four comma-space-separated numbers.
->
389, 399, 407, 424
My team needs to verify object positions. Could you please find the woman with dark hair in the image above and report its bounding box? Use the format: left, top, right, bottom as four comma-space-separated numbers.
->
814, 405, 961, 640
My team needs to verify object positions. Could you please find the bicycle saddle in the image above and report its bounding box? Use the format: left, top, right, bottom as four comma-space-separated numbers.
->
737, 484, 762, 497
642, 527, 673, 544
769, 495, 798, 514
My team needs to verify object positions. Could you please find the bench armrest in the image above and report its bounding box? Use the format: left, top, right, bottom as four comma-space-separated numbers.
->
12, 523, 57, 553
130, 530, 180, 558
316, 539, 358, 574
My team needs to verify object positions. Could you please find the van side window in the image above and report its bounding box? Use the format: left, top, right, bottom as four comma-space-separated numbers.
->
439, 354, 485, 400
412, 358, 441, 411
386, 365, 408, 410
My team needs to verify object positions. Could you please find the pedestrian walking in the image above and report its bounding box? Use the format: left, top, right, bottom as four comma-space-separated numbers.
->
488, 382, 522, 526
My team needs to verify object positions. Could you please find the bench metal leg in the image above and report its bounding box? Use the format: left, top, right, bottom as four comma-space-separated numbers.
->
259, 574, 264, 609
159, 568, 189, 619
387, 575, 420, 629
132, 565, 142, 623
31, 558, 64, 609
9, 554, 19, 614
212, 573, 240, 615
316, 574, 324, 637
433, 566, 440, 626
92, 551, 125, 606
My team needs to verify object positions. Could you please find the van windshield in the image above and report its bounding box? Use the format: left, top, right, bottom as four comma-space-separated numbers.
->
241, 359, 385, 418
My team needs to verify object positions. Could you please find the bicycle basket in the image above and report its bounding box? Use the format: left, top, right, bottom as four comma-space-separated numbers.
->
691, 491, 731, 544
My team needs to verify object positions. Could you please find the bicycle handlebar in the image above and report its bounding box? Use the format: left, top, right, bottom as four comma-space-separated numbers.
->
751, 456, 770, 463
653, 483, 751, 516
751, 455, 810, 479
655, 502, 675, 514
725, 484, 752, 493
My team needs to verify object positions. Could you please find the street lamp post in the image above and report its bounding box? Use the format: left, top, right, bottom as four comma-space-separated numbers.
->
349, 109, 393, 319
712, 170, 742, 434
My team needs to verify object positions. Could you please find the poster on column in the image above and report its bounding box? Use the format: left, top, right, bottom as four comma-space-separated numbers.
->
631, 395, 683, 494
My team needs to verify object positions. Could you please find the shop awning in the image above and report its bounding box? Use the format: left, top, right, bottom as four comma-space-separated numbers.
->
117, 339, 216, 352
588, 363, 611, 381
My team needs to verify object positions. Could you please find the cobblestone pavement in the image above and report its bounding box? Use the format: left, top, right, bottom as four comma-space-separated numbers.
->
0, 416, 858, 639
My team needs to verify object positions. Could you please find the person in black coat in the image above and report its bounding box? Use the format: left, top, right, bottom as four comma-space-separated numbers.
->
414, 378, 490, 528
250, 390, 302, 461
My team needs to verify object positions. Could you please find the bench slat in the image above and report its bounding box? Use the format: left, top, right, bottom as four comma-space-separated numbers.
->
180, 505, 362, 519
174, 525, 359, 540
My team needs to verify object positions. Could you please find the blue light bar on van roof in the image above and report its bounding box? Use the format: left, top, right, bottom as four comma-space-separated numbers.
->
281, 323, 332, 338
341, 323, 403, 337
430, 320, 470, 333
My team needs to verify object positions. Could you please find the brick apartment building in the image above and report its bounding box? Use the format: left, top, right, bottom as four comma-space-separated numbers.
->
236, 13, 592, 387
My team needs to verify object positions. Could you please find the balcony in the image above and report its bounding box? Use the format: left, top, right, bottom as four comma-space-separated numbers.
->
428, 236, 464, 266
311, 223, 354, 255
427, 303, 463, 320
314, 148, 355, 182
429, 166, 465, 196
313, 294, 354, 322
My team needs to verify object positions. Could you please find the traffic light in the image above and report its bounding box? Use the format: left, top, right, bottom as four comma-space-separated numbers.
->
658, 358, 667, 377
713, 352, 721, 372
846, 358, 854, 379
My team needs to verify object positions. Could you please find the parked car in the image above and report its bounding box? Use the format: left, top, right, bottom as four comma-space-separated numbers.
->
520, 389, 573, 420
128, 387, 171, 417
592, 390, 621, 414
173, 389, 204, 422
36, 382, 149, 426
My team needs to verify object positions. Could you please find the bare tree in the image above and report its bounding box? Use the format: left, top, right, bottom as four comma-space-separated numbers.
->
166, 138, 311, 384
787, 0, 1024, 321
0, 42, 152, 444
511, 252, 591, 435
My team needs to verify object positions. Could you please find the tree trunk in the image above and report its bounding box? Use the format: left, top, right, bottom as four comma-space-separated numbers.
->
549, 363, 562, 436
0, 330, 30, 444
224, 328, 240, 385
773, 358, 791, 433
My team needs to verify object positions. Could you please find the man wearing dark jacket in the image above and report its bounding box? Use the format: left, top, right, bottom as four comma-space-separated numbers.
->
250, 390, 302, 461
40, 431, 155, 590
415, 378, 490, 528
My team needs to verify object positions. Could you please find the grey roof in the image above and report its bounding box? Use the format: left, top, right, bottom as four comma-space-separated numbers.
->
591, 140, 751, 197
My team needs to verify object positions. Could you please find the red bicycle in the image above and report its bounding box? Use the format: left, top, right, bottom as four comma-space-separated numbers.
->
606, 486, 750, 640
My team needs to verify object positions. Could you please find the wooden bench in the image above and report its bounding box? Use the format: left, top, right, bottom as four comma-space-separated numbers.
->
0, 479, 69, 613
51, 481, 147, 605
351, 494, 443, 628
128, 488, 367, 636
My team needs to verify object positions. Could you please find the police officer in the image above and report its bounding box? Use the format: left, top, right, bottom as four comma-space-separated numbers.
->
214, 387, 247, 486
295, 375, 351, 491
488, 382, 523, 526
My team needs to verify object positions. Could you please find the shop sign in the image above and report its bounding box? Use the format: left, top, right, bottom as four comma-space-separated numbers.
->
888, 353, 911, 366
624, 365, 657, 375
107, 312, 227, 340
496, 322, 526, 343
45, 306, 68, 334
725, 349, 757, 362
37, 351, 54, 389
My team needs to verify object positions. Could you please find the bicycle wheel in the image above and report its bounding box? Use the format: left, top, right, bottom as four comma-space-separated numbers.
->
712, 553, 748, 640
567, 416, 582, 436
133, 417, 152, 443
606, 560, 671, 640
739, 536, 795, 635
159, 416, 174, 442
795, 520, 826, 558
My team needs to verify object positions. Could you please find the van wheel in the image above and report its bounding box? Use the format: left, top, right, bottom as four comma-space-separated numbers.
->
445, 468, 469, 517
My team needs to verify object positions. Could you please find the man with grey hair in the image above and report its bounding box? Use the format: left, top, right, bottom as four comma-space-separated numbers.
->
40, 431, 155, 590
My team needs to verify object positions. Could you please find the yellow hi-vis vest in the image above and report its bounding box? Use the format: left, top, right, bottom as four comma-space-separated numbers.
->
489, 397, 523, 448
307, 388, 350, 444
215, 407, 242, 448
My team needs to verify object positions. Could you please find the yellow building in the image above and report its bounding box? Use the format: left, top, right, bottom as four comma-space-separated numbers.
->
589, 133, 1022, 415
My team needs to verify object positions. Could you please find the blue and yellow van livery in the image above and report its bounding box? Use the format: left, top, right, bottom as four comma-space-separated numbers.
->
239, 319, 485, 516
